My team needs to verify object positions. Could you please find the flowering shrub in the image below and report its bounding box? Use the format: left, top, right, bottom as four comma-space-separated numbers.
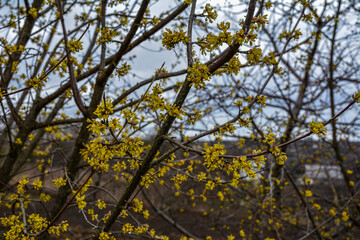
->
0, 0, 359, 239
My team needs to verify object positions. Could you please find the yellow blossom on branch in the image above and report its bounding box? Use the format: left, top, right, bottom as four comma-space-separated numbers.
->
28, 214, 48, 233
32, 178, 43, 190
96, 27, 118, 44
309, 119, 327, 136
352, 91, 360, 102
304, 190, 313, 198
25, 74, 48, 89
53, 177, 67, 188
96, 199, 106, 209
122, 223, 134, 233
162, 28, 187, 50
203, 4, 218, 23
99, 232, 116, 240
28, 7, 38, 18
67, 39, 83, 52
187, 61, 211, 89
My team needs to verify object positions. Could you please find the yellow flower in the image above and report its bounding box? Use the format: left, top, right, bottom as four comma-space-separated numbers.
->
40, 193, 51, 202
17, 176, 29, 194
197, 172, 207, 181
97, 27, 118, 44
28, 214, 48, 233
313, 203, 321, 210
162, 28, 187, 50
352, 91, 360, 103
28, 133, 35, 141
227, 234, 235, 240
143, 210, 150, 219
76, 194, 87, 210
67, 39, 83, 52
131, 198, 143, 213
25, 73, 48, 89
48, 221, 69, 236
342, 211, 349, 222
99, 232, 116, 240
33, 178, 43, 190
53, 177, 67, 188
135, 224, 149, 234
116, 62, 131, 77
304, 190, 313, 198
93, 98, 113, 119
28, 7, 38, 18
329, 208, 336, 217
309, 119, 327, 136
203, 4, 217, 23
217, 191, 224, 201
96, 199, 106, 209
122, 223, 134, 233
187, 61, 211, 89
263, 130, 276, 145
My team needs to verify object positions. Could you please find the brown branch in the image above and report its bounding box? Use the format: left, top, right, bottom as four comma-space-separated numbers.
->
100, 0, 107, 71
56, 0, 88, 116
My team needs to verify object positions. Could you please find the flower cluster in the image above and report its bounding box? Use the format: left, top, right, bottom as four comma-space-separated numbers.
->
28, 7, 37, 18
122, 223, 134, 233
48, 220, 69, 236
5, 44, 25, 54
0, 215, 24, 239
187, 61, 211, 89
257, 95, 267, 106
203, 142, 226, 171
96, 199, 106, 209
246, 47, 262, 65
262, 51, 278, 66
28, 214, 48, 234
53, 177, 67, 188
199, 21, 233, 54
186, 108, 203, 125
309, 119, 327, 136
171, 174, 188, 190
25, 73, 47, 89
81, 122, 144, 173
67, 39, 83, 52
143, 83, 166, 112
278, 29, 302, 41
162, 28, 188, 50
17, 176, 29, 195
93, 98, 114, 120
263, 130, 276, 146
166, 104, 186, 120
116, 62, 131, 77
97, 27, 118, 44
252, 150, 267, 169
99, 232, 116, 240
352, 91, 360, 103
269, 146, 288, 165
203, 4, 217, 23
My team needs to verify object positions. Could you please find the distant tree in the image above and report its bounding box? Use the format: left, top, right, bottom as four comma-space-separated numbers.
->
0, 0, 359, 239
